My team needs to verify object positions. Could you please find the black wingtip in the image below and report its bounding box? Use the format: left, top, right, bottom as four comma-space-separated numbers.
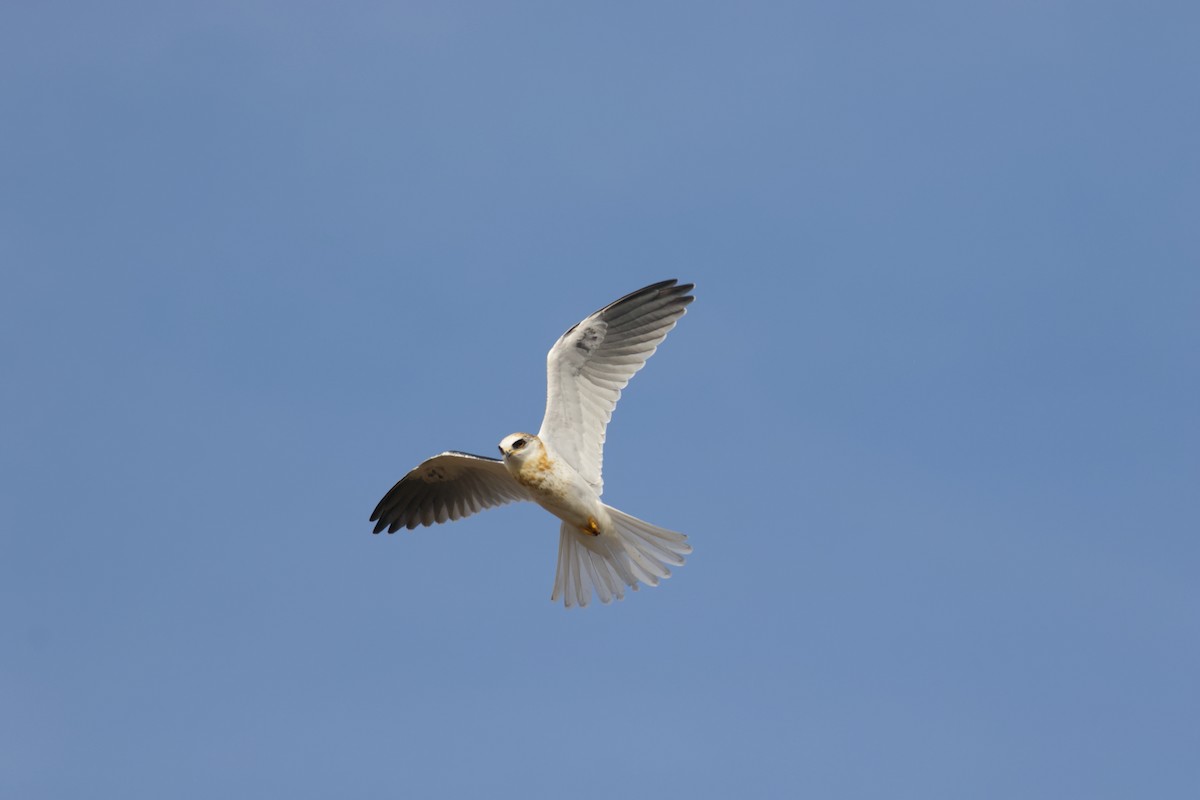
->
653, 279, 694, 300
652, 279, 695, 310
599, 278, 693, 314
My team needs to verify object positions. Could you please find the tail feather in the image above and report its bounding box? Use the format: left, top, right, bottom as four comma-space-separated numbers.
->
585, 556, 613, 605
551, 505, 692, 608
621, 524, 686, 568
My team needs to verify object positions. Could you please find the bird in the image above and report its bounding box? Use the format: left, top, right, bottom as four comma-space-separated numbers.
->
369, 279, 695, 608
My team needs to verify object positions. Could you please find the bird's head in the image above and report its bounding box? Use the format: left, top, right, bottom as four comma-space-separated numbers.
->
498, 432, 542, 464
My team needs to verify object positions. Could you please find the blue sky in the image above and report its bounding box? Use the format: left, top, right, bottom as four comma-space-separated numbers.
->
2, 2, 1198, 797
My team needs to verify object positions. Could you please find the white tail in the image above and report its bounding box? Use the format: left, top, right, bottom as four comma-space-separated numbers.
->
551, 504, 692, 608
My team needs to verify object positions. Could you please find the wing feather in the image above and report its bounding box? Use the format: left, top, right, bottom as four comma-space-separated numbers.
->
369, 451, 532, 533
537, 279, 694, 494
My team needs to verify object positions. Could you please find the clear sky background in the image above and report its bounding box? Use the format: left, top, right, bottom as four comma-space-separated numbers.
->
2, 2, 1197, 798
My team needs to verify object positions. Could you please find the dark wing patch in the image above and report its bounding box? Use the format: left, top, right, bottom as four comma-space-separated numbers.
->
369, 451, 532, 533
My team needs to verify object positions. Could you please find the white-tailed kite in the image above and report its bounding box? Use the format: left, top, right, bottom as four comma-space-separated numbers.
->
370, 279, 695, 608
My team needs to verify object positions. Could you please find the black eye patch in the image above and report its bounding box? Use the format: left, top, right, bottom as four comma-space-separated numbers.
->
512, 438, 527, 449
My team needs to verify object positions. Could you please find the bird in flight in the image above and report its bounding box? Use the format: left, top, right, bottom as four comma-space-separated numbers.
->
370, 279, 695, 608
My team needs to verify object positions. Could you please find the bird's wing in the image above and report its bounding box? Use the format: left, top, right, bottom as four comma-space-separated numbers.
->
537, 279, 694, 495
370, 451, 532, 533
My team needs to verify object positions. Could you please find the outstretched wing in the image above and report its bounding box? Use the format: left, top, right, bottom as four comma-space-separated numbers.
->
537, 279, 694, 495
370, 451, 532, 533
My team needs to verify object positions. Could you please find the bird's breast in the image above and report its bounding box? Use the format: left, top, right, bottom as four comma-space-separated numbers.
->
515, 449, 558, 490
510, 448, 601, 529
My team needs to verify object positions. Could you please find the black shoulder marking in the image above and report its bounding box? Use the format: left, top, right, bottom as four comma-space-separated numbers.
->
574, 323, 606, 355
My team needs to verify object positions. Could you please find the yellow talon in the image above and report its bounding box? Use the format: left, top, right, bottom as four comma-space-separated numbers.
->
581, 516, 601, 536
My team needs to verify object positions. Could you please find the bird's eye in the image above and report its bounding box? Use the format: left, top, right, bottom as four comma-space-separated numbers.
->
512, 438, 527, 449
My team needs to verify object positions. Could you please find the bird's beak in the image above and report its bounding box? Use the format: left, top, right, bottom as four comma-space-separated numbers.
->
498, 445, 505, 456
